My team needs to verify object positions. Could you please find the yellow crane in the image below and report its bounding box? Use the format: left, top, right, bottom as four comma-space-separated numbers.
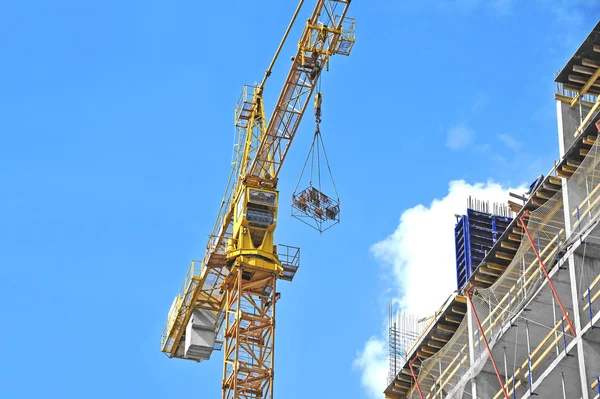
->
160, 1, 355, 398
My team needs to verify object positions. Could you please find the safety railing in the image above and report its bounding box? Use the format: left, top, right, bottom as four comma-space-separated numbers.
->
555, 81, 597, 104
161, 260, 203, 352
583, 274, 600, 322
493, 314, 571, 398
489, 139, 600, 398
413, 179, 565, 398
278, 244, 300, 281
407, 129, 600, 399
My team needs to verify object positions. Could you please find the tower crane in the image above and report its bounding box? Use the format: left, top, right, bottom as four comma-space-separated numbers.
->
160, 1, 355, 398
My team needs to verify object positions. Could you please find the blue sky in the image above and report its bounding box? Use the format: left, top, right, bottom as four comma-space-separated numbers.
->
1, 1, 599, 398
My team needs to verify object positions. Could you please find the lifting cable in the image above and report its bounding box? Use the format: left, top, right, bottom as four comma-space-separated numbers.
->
293, 83, 339, 198
292, 81, 340, 232
260, 0, 305, 89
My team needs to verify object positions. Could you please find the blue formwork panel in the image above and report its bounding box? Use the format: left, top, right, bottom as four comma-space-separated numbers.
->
454, 216, 469, 290
455, 209, 512, 290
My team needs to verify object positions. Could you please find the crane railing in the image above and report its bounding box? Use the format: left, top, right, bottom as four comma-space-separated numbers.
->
161, 237, 228, 357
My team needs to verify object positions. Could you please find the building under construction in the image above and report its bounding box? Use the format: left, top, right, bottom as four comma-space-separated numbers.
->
384, 22, 600, 399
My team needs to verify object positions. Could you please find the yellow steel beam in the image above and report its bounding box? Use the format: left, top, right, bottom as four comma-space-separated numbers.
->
574, 98, 600, 137
260, 0, 305, 87
523, 317, 572, 379
583, 273, 600, 299
570, 67, 600, 107
555, 93, 596, 107
584, 288, 600, 311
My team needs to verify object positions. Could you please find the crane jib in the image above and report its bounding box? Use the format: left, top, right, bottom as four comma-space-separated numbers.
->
249, 1, 352, 181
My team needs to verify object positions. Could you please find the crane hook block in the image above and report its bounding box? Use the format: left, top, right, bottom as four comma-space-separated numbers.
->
314, 92, 322, 110
314, 92, 322, 122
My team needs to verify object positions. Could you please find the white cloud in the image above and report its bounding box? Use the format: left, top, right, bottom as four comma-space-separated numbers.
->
498, 134, 521, 151
445, 124, 475, 150
353, 337, 389, 399
355, 180, 525, 398
371, 180, 522, 317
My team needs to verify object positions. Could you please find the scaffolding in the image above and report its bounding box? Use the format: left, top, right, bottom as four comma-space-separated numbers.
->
385, 21, 600, 399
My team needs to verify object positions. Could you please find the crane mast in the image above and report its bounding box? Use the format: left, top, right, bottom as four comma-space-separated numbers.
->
161, 2, 355, 398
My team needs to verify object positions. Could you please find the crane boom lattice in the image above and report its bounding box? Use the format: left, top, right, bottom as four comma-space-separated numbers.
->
160, 2, 355, 398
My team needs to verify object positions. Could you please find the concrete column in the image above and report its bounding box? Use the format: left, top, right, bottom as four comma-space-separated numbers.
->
466, 296, 478, 399
557, 101, 586, 157
558, 99, 590, 399
473, 371, 502, 398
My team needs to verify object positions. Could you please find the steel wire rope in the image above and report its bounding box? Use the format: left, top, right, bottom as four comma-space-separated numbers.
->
316, 77, 322, 194
292, 133, 317, 195
317, 128, 340, 201
316, 127, 322, 194
316, 74, 341, 201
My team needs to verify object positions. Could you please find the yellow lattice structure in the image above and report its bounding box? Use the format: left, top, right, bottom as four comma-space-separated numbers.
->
160, 2, 356, 398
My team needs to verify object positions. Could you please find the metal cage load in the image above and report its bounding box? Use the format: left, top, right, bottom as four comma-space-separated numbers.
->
292, 185, 340, 232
